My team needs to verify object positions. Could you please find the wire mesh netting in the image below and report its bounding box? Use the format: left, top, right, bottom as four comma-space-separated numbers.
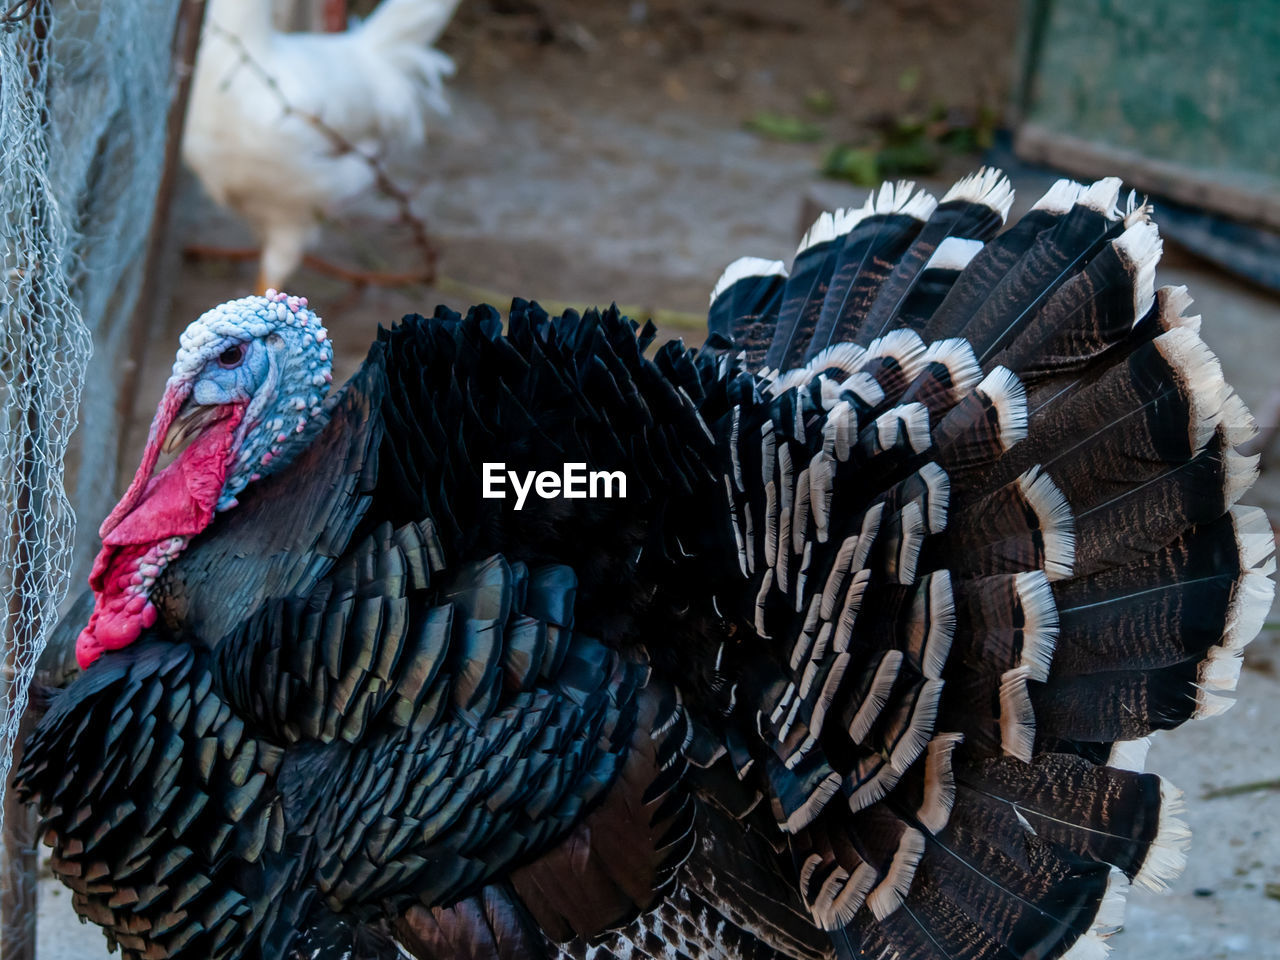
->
0, 0, 180, 830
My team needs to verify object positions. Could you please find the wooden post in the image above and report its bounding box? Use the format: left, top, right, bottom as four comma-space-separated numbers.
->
0, 5, 209, 960
2, 7, 51, 959
114, 0, 208, 484
1, 703, 39, 960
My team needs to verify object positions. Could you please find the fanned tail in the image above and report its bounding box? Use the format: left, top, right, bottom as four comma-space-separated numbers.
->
692, 170, 1274, 960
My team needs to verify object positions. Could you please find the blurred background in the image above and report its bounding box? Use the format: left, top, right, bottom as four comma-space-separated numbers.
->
2, 1, 1278, 958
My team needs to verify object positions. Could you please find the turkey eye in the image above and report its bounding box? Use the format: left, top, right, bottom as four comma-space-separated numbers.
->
217, 344, 245, 368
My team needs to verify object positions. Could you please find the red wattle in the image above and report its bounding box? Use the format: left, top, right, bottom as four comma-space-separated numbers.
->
76, 401, 245, 669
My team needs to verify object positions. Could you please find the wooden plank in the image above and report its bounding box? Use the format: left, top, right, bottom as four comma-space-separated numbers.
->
1013, 0, 1280, 228
1015, 123, 1280, 232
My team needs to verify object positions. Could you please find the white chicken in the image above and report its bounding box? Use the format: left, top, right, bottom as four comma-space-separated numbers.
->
183, 0, 461, 293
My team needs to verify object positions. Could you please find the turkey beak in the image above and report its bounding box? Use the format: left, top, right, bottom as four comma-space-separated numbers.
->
162, 401, 231, 455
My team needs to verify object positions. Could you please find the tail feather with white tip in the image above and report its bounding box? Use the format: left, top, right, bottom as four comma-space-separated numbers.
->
698, 169, 1274, 960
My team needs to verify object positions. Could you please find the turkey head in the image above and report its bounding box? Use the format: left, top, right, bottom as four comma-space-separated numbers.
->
76, 290, 333, 668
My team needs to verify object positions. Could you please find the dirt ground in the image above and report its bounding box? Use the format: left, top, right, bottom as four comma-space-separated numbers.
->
34, 0, 1280, 956
172, 0, 1023, 356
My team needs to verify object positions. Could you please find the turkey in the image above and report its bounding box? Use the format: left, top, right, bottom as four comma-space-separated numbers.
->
17, 170, 1275, 960
183, 0, 460, 293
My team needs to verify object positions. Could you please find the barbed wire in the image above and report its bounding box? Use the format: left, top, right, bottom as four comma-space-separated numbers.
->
0, 1, 37, 27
